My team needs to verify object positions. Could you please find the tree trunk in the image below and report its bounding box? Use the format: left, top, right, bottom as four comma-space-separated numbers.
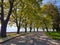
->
34, 28, 35, 32
0, 0, 14, 37
46, 26, 48, 32
25, 27, 27, 32
42, 27, 45, 31
17, 26, 20, 34
1, 22, 7, 37
24, 22, 27, 32
37, 27, 38, 32
30, 26, 32, 32
52, 26, 55, 31
52, 27, 55, 31
52, 23, 55, 31
44, 23, 48, 32
56, 24, 60, 32
29, 23, 32, 32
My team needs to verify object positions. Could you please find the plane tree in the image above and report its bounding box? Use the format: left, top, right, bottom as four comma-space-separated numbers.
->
0, 0, 15, 37
8, 0, 43, 34
41, 4, 60, 32
0, 0, 22, 37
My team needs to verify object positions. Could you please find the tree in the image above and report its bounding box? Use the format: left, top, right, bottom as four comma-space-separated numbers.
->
21, 0, 42, 32
0, 0, 14, 37
11, 0, 26, 34
8, 0, 42, 33
41, 3, 60, 32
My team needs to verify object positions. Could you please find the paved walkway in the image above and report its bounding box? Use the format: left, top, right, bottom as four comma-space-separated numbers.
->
0, 32, 60, 45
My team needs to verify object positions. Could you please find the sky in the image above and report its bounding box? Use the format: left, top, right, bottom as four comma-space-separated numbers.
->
42, 0, 60, 8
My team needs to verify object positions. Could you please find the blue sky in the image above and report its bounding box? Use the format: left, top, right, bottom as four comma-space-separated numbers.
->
42, 0, 60, 7
56, 0, 60, 6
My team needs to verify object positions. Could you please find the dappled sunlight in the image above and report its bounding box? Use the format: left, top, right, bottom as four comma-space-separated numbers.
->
1, 32, 60, 45
0, 0, 60, 45
18, 40, 26, 43
48, 39, 60, 45
36, 33, 60, 45
28, 40, 33, 44
20, 36, 26, 39
11, 43, 16, 45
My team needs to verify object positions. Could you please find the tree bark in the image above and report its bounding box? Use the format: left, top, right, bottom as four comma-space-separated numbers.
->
30, 26, 32, 32
34, 28, 35, 32
45, 26, 48, 32
0, 0, 14, 37
1, 21, 7, 37
37, 27, 38, 32
56, 24, 60, 32
30, 23, 32, 32
44, 23, 48, 32
42, 27, 45, 31
52, 23, 56, 31
25, 27, 27, 32
24, 19, 27, 32
17, 26, 20, 34
52, 25, 55, 31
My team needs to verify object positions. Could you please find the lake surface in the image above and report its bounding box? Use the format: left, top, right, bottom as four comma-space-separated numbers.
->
0, 25, 53, 32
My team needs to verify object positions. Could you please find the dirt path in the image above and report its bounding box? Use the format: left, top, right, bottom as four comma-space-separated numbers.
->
0, 32, 60, 45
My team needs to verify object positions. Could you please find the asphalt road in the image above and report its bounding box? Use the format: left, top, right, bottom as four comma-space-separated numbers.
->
0, 32, 60, 45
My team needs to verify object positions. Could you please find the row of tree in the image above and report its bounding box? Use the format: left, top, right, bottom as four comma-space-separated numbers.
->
0, 0, 42, 37
0, 0, 60, 38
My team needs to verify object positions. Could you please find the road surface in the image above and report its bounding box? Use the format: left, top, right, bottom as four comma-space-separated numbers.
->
0, 32, 60, 45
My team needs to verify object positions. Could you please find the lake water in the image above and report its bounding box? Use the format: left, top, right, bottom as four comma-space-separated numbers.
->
0, 25, 53, 32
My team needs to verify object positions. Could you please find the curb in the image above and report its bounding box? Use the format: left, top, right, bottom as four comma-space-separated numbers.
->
0, 33, 25, 44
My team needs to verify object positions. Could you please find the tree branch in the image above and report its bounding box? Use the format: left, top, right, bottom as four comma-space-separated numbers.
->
5, 0, 14, 22
1, 0, 4, 22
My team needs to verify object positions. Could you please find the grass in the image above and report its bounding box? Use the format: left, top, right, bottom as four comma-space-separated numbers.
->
0, 32, 30, 39
0, 33, 17, 38
0, 32, 29, 43
0, 33, 17, 43
46, 32, 60, 40
0, 33, 19, 41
